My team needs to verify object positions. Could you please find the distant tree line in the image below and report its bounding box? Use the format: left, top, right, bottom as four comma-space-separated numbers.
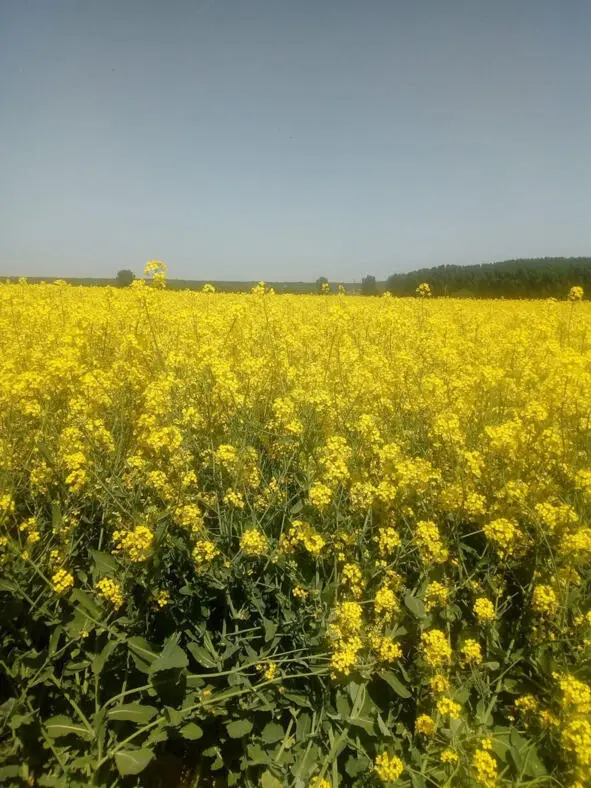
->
386, 258, 591, 299
7, 258, 590, 298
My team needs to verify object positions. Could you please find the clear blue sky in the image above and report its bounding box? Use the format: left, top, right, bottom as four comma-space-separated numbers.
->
2, 0, 590, 281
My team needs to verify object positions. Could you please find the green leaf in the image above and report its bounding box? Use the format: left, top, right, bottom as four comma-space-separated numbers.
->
65, 609, 94, 639
149, 637, 188, 673
0, 766, 21, 780
509, 728, 530, 771
226, 719, 253, 738
381, 670, 412, 698
404, 593, 427, 620
37, 776, 71, 788
8, 712, 34, 730
263, 618, 278, 642
377, 713, 392, 738
165, 707, 183, 726
179, 722, 203, 740
107, 703, 158, 724
89, 549, 118, 576
454, 685, 471, 704
348, 716, 376, 735
336, 692, 351, 719
151, 668, 187, 708
187, 642, 217, 669
261, 771, 283, 788
261, 721, 284, 744
69, 588, 102, 619
114, 748, 154, 776
63, 659, 91, 675
475, 698, 493, 726
247, 743, 269, 765
146, 728, 168, 747
70, 755, 96, 775
296, 712, 311, 742
411, 773, 427, 788
282, 691, 312, 708
347, 679, 364, 705
48, 626, 62, 657
522, 746, 548, 778
45, 716, 93, 741
128, 637, 158, 672
345, 755, 370, 777
92, 640, 118, 676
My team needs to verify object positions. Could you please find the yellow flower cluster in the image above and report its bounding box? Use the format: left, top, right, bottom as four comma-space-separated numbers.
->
421, 629, 452, 668
460, 638, 483, 666
472, 747, 498, 788
515, 694, 538, 716
154, 589, 171, 608
473, 597, 496, 623
424, 581, 448, 612
239, 528, 268, 556
532, 584, 559, 616
415, 520, 448, 564
192, 539, 219, 568
96, 577, 124, 609
330, 636, 363, 677
373, 752, 404, 782
371, 635, 402, 663
341, 562, 364, 598
374, 586, 398, 618
436, 696, 462, 719
482, 518, 526, 559
279, 519, 325, 556
329, 601, 364, 676
430, 674, 450, 694
51, 569, 74, 594
112, 525, 154, 562
256, 662, 278, 681
309, 778, 331, 788
414, 714, 436, 736
376, 526, 401, 556
143, 259, 167, 288
331, 601, 363, 638
554, 673, 591, 716
561, 718, 591, 786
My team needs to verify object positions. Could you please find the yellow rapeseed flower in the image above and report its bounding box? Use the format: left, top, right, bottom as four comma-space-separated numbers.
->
240, 528, 268, 556
51, 569, 74, 594
374, 752, 404, 782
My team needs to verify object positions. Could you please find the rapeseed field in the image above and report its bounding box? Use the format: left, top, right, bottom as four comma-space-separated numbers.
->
0, 277, 589, 787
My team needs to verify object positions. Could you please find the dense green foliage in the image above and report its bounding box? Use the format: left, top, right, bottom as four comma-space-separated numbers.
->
361, 276, 379, 296
386, 258, 591, 299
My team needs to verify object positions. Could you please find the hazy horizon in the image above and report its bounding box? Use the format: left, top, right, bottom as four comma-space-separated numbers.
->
2, 0, 591, 281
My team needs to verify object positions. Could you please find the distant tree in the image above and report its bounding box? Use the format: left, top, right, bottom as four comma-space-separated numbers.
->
116, 269, 135, 287
361, 274, 379, 295
316, 276, 329, 294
